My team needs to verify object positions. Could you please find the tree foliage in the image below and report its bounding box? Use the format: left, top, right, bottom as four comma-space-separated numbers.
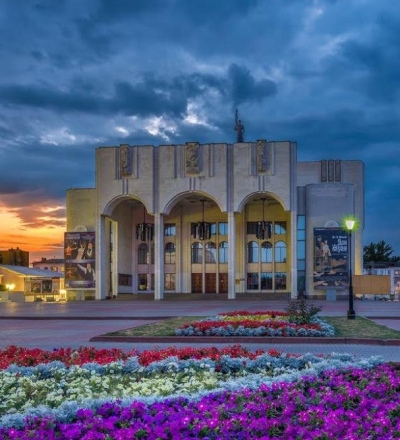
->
363, 240, 394, 263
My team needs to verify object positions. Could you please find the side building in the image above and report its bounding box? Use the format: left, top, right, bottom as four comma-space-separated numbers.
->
66, 140, 364, 301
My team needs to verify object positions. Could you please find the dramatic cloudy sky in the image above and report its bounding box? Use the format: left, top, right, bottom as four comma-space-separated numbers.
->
0, 0, 400, 262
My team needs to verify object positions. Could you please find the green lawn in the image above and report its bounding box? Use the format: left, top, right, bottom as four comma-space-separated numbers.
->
105, 316, 400, 339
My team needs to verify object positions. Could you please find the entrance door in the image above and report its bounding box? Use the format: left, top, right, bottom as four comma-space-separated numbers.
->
205, 273, 216, 293
192, 273, 202, 293
219, 273, 228, 293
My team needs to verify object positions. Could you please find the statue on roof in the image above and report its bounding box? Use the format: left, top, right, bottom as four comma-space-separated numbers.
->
234, 109, 245, 143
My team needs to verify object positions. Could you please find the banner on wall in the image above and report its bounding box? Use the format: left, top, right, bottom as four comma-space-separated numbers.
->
313, 228, 349, 290
64, 232, 95, 289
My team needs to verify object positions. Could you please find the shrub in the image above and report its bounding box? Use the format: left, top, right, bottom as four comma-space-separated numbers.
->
285, 298, 322, 325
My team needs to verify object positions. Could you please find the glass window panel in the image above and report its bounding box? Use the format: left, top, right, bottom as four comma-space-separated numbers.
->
138, 274, 148, 291
205, 242, 217, 263
297, 260, 306, 270
275, 272, 287, 290
275, 241, 287, 263
297, 241, 305, 259
247, 273, 259, 290
210, 223, 217, 236
247, 241, 259, 263
218, 222, 228, 235
297, 230, 305, 240
164, 273, 176, 290
151, 244, 154, 265
261, 241, 273, 263
297, 215, 305, 230
191, 242, 203, 264
274, 222, 286, 235
138, 243, 149, 264
246, 222, 258, 235
261, 272, 273, 289
164, 242, 176, 264
297, 271, 305, 292
219, 241, 228, 264
164, 224, 176, 236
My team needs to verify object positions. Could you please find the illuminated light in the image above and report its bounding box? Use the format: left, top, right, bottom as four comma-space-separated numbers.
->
345, 219, 355, 231
5, 284, 15, 292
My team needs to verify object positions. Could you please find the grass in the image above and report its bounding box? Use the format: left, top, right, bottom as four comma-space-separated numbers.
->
105, 316, 400, 339
107, 317, 206, 337
323, 316, 400, 339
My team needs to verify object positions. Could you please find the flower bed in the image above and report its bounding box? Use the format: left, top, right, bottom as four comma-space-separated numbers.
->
0, 345, 383, 433
0, 347, 396, 439
175, 310, 335, 337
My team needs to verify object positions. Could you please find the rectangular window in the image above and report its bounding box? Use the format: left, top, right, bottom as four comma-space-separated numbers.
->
247, 272, 259, 290
297, 271, 305, 292
138, 274, 148, 291
297, 215, 305, 230
165, 273, 176, 290
261, 272, 273, 290
274, 221, 286, 235
210, 223, 217, 236
275, 272, 287, 290
218, 222, 228, 235
119, 273, 132, 286
164, 224, 176, 236
297, 241, 305, 259
246, 222, 258, 235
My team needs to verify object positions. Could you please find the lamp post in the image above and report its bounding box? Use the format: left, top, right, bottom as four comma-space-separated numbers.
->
345, 219, 356, 319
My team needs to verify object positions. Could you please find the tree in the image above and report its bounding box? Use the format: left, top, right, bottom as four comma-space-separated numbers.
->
363, 240, 394, 263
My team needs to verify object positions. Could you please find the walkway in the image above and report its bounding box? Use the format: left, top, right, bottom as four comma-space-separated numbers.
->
0, 300, 399, 361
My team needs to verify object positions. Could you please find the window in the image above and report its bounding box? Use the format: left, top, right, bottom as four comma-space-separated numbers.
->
275, 241, 286, 263
297, 215, 306, 294
138, 274, 148, 290
210, 223, 217, 236
297, 241, 305, 260
191, 242, 203, 264
219, 222, 228, 235
261, 241, 273, 263
51, 266, 58, 272
164, 224, 176, 236
247, 241, 259, 263
274, 221, 286, 235
119, 273, 132, 286
138, 243, 149, 264
275, 272, 287, 290
164, 273, 176, 290
164, 242, 176, 264
219, 241, 228, 264
205, 242, 216, 263
246, 222, 258, 235
261, 272, 273, 289
247, 273, 259, 290
151, 243, 154, 265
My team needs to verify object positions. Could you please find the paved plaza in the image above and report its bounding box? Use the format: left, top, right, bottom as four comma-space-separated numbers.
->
0, 299, 400, 360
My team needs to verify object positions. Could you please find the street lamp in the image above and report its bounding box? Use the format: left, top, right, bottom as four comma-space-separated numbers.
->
345, 219, 356, 319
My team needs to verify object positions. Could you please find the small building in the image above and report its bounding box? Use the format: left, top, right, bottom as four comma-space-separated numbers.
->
363, 266, 400, 297
0, 265, 65, 302
0, 248, 29, 267
32, 258, 65, 274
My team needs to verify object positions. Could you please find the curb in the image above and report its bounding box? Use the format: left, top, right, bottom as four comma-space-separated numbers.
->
0, 316, 175, 321
89, 335, 400, 346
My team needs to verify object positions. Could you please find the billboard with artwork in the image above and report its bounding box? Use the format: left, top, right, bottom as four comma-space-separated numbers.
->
64, 232, 95, 289
314, 228, 349, 290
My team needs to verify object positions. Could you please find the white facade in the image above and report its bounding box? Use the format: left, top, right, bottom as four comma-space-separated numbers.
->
66, 140, 364, 300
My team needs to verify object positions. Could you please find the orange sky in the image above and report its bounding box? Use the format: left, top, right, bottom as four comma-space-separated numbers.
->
0, 206, 65, 264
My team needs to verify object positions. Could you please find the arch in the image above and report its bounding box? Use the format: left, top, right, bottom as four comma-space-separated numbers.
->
103, 194, 152, 217
162, 190, 224, 215
236, 191, 287, 213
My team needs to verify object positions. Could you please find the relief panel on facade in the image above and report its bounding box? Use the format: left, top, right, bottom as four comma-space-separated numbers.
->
120, 145, 132, 177
256, 140, 270, 173
185, 142, 200, 174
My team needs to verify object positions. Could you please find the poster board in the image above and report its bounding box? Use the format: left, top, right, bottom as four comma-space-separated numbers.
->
64, 232, 95, 289
314, 228, 349, 290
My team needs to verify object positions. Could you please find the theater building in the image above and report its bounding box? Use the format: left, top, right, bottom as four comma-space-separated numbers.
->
66, 140, 364, 301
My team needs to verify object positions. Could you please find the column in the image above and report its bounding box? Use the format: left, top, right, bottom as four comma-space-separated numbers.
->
228, 211, 236, 299
154, 213, 164, 300
290, 211, 298, 299
96, 215, 107, 300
